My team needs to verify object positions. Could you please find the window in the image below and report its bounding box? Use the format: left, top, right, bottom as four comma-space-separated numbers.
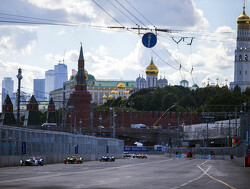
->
239, 55, 242, 61
245, 55, 248, 61
240, 71, 242, 75
246, 71, 247, 75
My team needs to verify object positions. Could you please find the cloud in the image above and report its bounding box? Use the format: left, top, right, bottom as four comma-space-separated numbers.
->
0, 0, 208, 30
0, 26, 37, 55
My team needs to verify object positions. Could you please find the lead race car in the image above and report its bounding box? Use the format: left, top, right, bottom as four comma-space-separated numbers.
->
64, 156, 83, 164
20, 157, 44, 166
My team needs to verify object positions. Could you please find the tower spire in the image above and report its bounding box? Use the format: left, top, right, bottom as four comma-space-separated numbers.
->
79, 42, 84, 60
243, 0, 246, 14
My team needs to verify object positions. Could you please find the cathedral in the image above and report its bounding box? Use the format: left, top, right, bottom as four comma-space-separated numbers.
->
136, 57, 168, 89
230, 2, 250, 91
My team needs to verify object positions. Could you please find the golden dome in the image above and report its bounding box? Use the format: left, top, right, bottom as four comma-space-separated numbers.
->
124, 91, 130, 95
108, 95, 113, 99
111, 90, 116, 94
145, 58, 159, 76
115, 91, 119, 94
237, 5, 250, 25
103, 94, 107, 99
117, 82, 125, 89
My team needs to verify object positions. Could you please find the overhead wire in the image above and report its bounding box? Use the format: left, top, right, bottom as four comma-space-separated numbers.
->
106, 0, 138, 26
114, 0, 148, 28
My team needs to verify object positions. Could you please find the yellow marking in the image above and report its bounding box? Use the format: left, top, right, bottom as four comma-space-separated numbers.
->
197, 161, 237, 189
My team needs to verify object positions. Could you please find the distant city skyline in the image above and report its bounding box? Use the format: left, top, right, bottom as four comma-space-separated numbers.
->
0, 0, 246, 106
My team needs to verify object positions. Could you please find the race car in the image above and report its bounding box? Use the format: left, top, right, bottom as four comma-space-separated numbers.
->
20, 157, 44, 166
100, 155, 115, 162
64, 156, 83, 164
136, 154, 147, 159
123, 151, 132, 158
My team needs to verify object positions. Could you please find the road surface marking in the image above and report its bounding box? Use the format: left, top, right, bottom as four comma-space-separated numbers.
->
197, 161, 237, 189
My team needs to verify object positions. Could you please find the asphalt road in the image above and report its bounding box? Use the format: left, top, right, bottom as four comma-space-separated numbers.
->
0, 155, 249, 189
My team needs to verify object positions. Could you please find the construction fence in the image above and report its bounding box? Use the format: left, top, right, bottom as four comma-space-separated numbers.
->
0, 125, 124, 167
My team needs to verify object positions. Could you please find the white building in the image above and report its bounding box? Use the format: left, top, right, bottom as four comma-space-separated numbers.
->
230, 3, 250, 91
54, 63, 68, 90
33, 79, 45, 101
1, 77, 14, 106
45, 69, 54, 100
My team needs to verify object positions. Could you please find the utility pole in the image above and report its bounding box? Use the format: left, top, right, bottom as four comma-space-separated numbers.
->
16, 68, 22, 127
90, 101, 93, 136
113, 107, 115, 138
110, 107, 112, 137
74, 116, 76, 135
62, 85, 66, 132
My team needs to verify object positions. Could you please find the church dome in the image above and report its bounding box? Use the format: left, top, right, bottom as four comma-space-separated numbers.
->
124, 91, 130, 95
237, 5, 250, 27
162, 77, 168, 83
108, 95, 113, 99
145, 58, 159, 76
103, 94, 107, 99
111, 90, 116, 94
69, 70, 95, 82
140, 77, 146, 83
117, 82, 125, 90
136, 75, 141, 83
115, 91, 119, 94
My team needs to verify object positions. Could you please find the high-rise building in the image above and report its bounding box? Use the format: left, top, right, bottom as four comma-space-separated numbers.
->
230, 2, 250, 91
1, 77, 14, 106
45, 69, 54, 100
33, 79, 45, 101
54, 63, 68, 90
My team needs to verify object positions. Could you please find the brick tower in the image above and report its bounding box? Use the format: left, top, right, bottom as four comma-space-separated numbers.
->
0, 94, 16, 125
46, 97, 56, 123
68, 44, 92, 130
23, 95, 41, 126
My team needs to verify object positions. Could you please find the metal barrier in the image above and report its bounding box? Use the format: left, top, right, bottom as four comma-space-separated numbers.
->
0, 125, 124, 167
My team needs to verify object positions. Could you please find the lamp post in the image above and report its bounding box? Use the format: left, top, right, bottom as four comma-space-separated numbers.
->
90, 101, 93, 136
99, 115, 102, 136
16, 68, 22, 127
128, 101, 134, 127
79, 119, 82, 134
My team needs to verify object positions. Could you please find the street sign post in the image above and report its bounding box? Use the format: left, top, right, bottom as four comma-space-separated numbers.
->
142, 32, 157, 48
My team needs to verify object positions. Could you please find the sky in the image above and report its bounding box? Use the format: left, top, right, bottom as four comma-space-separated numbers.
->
0, 0, 246, 104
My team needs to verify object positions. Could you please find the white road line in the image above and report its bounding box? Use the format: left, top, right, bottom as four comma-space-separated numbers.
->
0, 159, 173, 184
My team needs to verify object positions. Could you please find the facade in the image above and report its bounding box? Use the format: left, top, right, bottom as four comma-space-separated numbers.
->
136, 58, 168, 90
33, 79, 45, 101
1, 77, 14, 106
230, 3, 250, 91
45, 69, 54, 100
54, 63, 68, 90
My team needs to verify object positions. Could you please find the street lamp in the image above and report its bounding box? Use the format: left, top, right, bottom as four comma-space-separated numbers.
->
79, 119, 82, 134
99, 115, 102, 136
16, 68, 23, 127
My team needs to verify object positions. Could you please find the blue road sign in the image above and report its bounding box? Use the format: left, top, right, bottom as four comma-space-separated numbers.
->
22, 142, 26, 154
142, 32, 157, 48
75, 145, 78, 154
106, 146, 109, 153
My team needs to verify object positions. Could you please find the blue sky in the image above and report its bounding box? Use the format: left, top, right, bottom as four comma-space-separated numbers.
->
0, 0, 246, 100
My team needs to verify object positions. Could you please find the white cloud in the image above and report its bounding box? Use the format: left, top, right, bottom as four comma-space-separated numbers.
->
0, 26, 37, 55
